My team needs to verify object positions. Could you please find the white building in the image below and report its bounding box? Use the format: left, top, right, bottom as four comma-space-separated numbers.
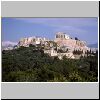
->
58, 52, 75, 59
44, 48, 57, 57
50, 48, 58, 56
44, 48, 75, 59
55, 32, 70, 40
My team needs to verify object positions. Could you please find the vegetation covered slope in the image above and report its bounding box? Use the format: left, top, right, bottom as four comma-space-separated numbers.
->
2, 45, 98, 82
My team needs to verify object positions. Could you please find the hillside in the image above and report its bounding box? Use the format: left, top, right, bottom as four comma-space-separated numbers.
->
2, 45, 98, 82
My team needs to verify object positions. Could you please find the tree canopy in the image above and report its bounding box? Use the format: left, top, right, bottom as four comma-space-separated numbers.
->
2, 46, 98, 82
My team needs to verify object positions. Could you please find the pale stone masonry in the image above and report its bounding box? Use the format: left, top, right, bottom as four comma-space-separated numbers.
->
55, 32, 70, 39
54, 32, 90, 53
15, 32, 90, 59
17, 36, 49, 47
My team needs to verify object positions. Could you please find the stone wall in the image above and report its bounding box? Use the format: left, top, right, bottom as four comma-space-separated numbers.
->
54, 38, 89, 52
18, 37, 46, 46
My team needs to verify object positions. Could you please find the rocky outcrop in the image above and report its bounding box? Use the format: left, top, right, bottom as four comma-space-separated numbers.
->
4, 32, 90, 54
54, 32, 90, 53
17, 37, 49, 47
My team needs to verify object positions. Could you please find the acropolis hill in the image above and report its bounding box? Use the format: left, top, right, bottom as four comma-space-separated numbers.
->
55, 32, 90, 52
15, 32, 90, 59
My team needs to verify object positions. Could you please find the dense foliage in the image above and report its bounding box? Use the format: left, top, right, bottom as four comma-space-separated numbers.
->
2, 46, 98, 82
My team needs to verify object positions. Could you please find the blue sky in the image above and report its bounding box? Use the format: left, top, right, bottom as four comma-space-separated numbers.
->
2, 18, 98, 44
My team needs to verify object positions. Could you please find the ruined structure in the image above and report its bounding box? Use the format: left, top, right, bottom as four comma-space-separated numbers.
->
54, 32, 90, 53
4, 32, 90, 59
17, 37, 49, 47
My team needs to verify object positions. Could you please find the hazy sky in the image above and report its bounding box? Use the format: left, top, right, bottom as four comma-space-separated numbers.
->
2, 18, 98, 44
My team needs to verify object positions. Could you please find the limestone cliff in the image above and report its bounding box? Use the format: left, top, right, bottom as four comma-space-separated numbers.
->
54, 32, 90, 52
17, 32, 90, 53
17, 37, 48, 47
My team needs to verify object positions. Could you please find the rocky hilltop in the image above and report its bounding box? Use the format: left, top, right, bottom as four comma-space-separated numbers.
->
12, 32, 91, 59
54, 32, 90, 53
2, 32, 92, 59
17, 36, 49, 47
17, 32, 89, 52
